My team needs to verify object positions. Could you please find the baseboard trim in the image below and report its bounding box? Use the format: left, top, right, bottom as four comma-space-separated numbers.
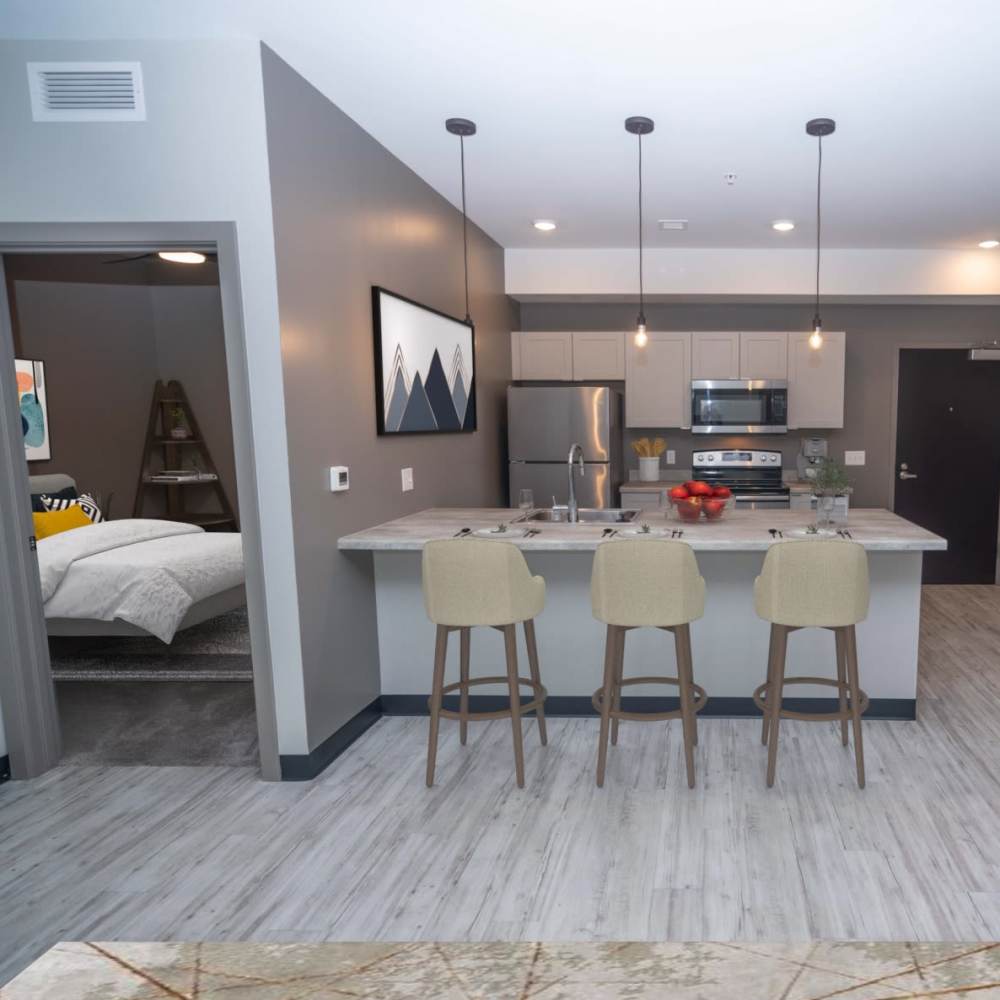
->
378, 694, 916, 721
279, 698, 382, 781
0, 754, 10, 784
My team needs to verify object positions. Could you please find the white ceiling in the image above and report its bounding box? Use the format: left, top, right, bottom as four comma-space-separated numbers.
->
3, 0, 999, 251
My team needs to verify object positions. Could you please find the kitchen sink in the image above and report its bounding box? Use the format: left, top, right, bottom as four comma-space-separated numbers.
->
517, 508, 640, 524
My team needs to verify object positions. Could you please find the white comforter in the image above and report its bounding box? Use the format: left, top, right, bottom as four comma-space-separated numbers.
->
38, 519, 245, 643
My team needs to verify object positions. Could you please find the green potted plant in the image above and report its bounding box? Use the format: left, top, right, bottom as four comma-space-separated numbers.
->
812, 457, 852, 527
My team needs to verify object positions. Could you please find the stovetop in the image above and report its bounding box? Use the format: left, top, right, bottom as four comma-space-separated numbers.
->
691, 449, 789, 497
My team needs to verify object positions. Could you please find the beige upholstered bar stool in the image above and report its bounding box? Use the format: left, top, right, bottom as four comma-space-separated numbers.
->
753, 539, 871, 788
422, 538, 547, 788
591, 539, 707, 788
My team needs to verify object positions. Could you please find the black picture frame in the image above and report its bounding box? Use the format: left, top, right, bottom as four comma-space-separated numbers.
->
372, 286, 477, 436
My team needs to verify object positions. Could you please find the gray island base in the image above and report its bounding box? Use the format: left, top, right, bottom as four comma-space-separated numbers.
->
339, 509, 946, 718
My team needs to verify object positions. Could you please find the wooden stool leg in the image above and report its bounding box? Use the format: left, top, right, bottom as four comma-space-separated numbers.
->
427, 625, 449, 787
844, 625, 866, 789
596, 625, 618, 787
523, 619, 547, 747
674, 624, 697, 789
611, 625, 625, 745
765, 624, 788, 788
834, 627, 849, 747
761, 626, 778, 746
503, 624, 526, 788
458, 627, 471, 746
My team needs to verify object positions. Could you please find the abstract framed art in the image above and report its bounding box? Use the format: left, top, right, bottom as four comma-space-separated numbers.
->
15, 358, 51, 461
372, 286, 476, 435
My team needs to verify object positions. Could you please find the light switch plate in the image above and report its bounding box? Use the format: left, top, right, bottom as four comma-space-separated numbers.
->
666, 450, 676, 465
844, 450, 866, 466
401, 467, 414, 492
329, 466, 350, 492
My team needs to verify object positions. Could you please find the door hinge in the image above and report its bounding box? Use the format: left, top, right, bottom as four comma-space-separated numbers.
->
29, 535, 37, 552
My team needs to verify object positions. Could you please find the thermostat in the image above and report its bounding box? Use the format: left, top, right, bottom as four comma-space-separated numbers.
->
329, 466, 350, 492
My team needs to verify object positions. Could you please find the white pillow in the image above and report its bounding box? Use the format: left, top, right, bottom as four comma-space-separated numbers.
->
41, 492, 105, 523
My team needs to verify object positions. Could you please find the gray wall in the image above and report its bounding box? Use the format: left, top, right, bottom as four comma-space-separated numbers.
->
9, 271, 237, 520
262, 48, 515, 751
519, 302, 1000, 507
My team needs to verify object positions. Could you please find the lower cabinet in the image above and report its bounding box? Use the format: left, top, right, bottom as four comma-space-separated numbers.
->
620, 488, 665, 513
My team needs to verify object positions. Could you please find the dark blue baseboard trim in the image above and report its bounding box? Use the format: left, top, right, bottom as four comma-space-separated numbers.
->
279, 698, 382, 781
0, 754, 10, 784
378, 694, 916, 721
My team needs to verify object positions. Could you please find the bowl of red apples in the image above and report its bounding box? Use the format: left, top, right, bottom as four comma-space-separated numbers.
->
667, 481, 733, 522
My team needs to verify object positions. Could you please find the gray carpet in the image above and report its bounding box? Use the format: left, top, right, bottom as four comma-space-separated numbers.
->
49, 607, 252, 680
56, 681, 259, 766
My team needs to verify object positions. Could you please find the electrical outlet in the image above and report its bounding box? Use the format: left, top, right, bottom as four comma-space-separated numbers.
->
666, 450, 676, 465
844, 451, 866, 466
401, 467, 414, 492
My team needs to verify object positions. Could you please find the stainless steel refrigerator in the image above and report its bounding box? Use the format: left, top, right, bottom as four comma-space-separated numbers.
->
507, 386, 623, 509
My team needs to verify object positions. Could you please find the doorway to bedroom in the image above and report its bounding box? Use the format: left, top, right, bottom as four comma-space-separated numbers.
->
4, 249, 258, 767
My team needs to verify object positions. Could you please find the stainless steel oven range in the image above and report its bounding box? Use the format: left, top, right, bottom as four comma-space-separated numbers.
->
691, 449, 790, 510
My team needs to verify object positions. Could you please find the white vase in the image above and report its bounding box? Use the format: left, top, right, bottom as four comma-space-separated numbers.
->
638, 457, 660, 482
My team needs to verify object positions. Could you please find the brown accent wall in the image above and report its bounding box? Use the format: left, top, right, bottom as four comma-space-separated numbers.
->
518, 301, 1000, 507
262, 48, 515, 751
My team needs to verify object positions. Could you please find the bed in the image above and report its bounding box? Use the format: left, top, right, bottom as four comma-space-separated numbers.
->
30, 474, 246, 643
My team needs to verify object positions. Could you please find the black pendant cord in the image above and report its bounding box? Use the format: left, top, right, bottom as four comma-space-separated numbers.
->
460, 134, 471, 325
637, 131, 645, 327
813, 133, 823, 329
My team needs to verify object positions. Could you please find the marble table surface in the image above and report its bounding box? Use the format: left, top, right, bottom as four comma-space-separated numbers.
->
7, 940, 1000, 999
338, 507, 946, 553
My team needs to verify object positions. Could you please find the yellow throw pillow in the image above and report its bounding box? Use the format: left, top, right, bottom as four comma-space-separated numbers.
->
33, 505, 94, 540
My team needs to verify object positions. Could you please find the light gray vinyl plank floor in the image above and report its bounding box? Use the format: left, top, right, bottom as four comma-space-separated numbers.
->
6, 586, 1000, 984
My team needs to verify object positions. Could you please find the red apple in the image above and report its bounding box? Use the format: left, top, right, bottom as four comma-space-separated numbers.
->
675, 496, 703, 522
668, 485, 689, 500
685, 480, 714, 498
703, 498, 726, 520
712, 485, 732, 499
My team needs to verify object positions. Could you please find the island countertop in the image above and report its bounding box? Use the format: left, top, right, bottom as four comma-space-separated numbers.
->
337, 507, 946, 553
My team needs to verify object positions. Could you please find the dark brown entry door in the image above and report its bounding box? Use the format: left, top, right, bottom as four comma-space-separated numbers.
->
894, 348, 1000, 583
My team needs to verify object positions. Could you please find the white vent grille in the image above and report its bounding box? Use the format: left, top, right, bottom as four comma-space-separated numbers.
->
27, 61, 145, 122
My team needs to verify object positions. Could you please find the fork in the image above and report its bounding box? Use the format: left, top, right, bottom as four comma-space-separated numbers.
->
453, 527, 471, 538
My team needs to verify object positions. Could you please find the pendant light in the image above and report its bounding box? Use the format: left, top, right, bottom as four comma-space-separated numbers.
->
806, 117, 835, 350
445, 117, 477, 325
625, 116, 654, 347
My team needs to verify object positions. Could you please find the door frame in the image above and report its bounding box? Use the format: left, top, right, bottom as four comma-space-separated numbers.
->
0, 222, 281, 780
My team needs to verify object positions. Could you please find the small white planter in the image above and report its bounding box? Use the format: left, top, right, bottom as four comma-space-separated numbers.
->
638, 457, 661, 482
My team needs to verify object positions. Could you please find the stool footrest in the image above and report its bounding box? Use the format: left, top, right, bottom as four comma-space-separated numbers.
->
431, 676, 547, 722
753, 676, 869, 722
592, 675, 708, 722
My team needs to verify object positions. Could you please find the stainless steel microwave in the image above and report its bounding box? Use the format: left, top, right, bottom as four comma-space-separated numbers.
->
690, 379, 788, 434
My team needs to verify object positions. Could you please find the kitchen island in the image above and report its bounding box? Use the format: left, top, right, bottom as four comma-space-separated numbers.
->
338, 508, 946, 717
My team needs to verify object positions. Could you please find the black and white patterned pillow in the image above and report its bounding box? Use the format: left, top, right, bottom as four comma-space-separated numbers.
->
41, 492, 105, 523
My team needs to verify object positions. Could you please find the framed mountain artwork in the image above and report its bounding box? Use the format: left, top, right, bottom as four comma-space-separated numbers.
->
15, 358, 51, 461
372, 286, 476, 435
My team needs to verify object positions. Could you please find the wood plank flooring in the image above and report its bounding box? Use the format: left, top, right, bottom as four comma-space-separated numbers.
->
3, 585, 1000, 983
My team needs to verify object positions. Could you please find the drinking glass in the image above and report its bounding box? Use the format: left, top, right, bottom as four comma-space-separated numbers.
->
518, 488, 534, 511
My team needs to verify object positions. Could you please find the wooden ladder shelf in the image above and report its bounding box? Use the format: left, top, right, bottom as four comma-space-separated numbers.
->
133, 379, 238, 530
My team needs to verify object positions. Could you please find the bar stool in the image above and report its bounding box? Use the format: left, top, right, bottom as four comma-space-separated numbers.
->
753, 539, 870, 788
422, 538, 548, 788
591, 538, 707, 788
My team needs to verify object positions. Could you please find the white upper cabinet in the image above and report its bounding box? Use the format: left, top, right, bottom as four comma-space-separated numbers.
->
511, 332, 574, 381
572, 331, 625, 380
625, 332, 692, 428
691, 332, 740, 379
787, 330, 846, 428
740, 332, 789, 380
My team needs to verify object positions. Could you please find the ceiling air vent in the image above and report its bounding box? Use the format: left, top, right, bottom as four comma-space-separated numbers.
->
27, 61, 145, 122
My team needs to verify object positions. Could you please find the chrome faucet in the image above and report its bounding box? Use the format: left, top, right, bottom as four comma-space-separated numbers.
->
567, 442, 585, 523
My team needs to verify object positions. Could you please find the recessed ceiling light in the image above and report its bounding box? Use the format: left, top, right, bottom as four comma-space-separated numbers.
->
533, 219, 557, 231
979, 239, 999, 249
658, 219, 688, 231
158, 251, 206, 264
771, 220, 795, 232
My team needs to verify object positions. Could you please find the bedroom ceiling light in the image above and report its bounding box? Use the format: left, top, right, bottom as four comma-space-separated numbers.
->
445, 116, 477, 324
533, 219, 557, 231
772, 220, 795, 232
625, 115, 654, 348
805, 117, 835, 350
157, 251, 206, 264
979, 239, 999, 249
